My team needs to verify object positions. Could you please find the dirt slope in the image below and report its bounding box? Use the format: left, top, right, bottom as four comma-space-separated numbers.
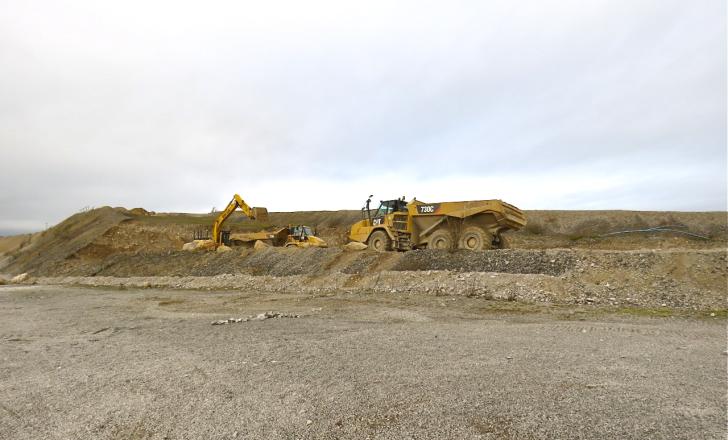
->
0, 207, 133, 275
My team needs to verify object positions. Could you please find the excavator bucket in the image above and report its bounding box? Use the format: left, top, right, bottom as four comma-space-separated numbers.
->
253, 207, 269, 223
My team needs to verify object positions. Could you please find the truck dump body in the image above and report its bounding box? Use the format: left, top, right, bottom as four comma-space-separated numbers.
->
409, 199, 526, 225
408, 199, 526, 248
349, 197, 526, 251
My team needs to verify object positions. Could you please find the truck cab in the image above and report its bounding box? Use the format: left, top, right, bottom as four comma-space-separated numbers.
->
349, 197, 412, 251
371, 199, 408, 227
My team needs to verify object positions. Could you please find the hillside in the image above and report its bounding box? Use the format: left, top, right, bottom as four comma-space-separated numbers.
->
0, 207, 725, 278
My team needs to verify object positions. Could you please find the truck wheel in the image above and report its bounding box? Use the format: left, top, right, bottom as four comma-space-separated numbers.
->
458, 226, 492, 250
367, 230, 391, 252
429, 229, 455, 250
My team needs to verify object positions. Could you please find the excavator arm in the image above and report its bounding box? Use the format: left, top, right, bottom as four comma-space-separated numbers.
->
212, 194, 268, 245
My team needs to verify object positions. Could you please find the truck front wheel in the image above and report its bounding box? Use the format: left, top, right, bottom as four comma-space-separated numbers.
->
367, 230, 392, 252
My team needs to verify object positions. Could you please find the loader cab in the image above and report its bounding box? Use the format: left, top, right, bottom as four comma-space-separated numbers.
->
289, 225, 314, 241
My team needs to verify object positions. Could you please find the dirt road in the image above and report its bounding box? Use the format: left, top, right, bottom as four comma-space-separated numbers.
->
1, 285, 725, 439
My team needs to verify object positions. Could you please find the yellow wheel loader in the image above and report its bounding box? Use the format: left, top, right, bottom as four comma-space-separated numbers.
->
282, 225, 328, 248
348, 196, 526, 251
228, 225, 327, 248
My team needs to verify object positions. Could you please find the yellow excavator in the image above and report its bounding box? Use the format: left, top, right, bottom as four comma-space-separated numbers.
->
212, 194, 269, 246
211, 194, 327, 248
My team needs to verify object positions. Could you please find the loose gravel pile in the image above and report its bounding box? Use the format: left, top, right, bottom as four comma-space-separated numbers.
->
394, 249, 577, 275
29, 248, 726, 310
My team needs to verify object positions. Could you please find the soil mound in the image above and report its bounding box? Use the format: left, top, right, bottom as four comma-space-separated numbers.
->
1, 207, 133, 275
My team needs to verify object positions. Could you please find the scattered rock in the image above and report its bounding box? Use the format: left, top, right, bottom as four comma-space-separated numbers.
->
183, 240, 215, 251
343, 242, 368, 251
11, 273, 29, 283
216, 244, 232, 253
213, 312, 301, 325
254, 240, 271, 250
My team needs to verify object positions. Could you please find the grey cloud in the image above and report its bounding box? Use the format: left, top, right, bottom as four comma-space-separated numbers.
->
0, 0, 725, 233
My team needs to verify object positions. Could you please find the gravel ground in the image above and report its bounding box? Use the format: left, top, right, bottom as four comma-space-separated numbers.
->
1, 285, 725, 439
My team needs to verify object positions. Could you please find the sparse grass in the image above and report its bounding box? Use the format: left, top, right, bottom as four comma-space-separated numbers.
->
703, 309, 728, 318
567, 234, 585, 241
580, 306, 727, 320
137, 214, 273, 233
523, 222, 545, 235
615, 306, 674, 317
138, 215, 215, 225
470, 301, 727, 320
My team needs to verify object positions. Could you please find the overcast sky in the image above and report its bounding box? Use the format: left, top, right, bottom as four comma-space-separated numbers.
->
0, 1, 725, 234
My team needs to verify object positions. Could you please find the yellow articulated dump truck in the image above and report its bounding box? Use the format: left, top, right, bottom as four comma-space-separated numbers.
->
348, 196, 526, 251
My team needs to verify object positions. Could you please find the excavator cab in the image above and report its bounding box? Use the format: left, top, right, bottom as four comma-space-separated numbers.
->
221, 230, 231, 246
